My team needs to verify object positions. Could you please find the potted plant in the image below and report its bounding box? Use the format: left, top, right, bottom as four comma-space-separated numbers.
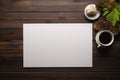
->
93, 0, 120, 35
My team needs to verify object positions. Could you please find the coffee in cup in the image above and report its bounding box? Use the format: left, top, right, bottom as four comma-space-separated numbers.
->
95, 30, 114, 48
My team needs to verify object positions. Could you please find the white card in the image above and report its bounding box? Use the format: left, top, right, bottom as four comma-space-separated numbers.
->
23, 23, 92, 67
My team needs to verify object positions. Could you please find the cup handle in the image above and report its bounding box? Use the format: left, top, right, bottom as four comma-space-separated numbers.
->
97, 44, 101, 48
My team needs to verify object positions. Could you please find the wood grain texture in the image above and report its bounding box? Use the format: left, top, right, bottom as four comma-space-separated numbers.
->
0, 13, 89, 23
0, 0, 99, 12
0, 72, 120, 80
0, 0, 120, 80
0, 28, 22, 40
0, 56, 120, 72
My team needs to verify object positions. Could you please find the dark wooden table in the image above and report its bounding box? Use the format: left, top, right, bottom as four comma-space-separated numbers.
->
0, 0, 120, 80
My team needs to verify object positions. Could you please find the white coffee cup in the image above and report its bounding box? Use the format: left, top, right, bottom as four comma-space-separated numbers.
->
95, 30, 114, 48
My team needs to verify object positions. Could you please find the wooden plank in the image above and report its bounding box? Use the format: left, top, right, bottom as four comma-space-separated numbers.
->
0, 40, 23, 56
0, 49, 22, 56
0, 22, 22, 28
0, 13, 89, 23
0, 72, 120, 80
0, 0, 99, 12
0, 56, 120, 72
0, 28, 22, 40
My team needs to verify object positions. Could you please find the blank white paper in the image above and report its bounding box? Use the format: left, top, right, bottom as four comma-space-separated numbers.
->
23, 23, 92, 67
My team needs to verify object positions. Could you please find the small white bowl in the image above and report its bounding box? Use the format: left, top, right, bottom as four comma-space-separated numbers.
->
84, 4, 100, 20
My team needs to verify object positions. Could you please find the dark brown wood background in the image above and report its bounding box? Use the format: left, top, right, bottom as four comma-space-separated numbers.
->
0, 0, 120, 80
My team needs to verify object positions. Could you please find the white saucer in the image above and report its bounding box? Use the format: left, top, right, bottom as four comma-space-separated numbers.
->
84, 4, 100, 20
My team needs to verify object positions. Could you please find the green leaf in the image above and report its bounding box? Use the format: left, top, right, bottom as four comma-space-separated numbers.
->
105, 7, 120, 26
103, 10, 109, 16
116, 4, 120, 12
102, 1, 120, 27
103, 7, 108, 11
114, 9, 119, 21
106, 11, 113, 19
